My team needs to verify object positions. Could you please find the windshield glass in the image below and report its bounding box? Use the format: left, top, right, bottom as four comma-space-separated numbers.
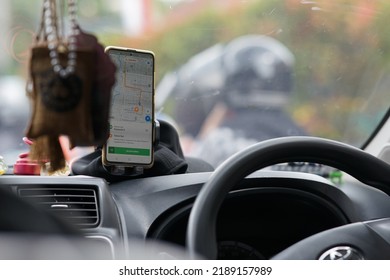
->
1, 0, 389, 167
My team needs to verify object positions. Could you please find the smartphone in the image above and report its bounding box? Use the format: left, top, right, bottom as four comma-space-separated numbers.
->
103, 46, 155, 168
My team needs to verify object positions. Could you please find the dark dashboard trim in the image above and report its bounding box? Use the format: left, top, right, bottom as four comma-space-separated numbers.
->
2, 170, 390, 259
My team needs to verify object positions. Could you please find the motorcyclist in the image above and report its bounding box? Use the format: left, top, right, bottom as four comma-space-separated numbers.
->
157, 35, 306, 167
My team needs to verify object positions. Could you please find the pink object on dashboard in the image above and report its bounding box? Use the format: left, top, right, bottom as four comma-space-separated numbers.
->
13, 137, 42, 175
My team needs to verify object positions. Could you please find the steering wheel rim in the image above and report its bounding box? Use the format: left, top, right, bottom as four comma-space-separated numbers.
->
186, 136, 390, 259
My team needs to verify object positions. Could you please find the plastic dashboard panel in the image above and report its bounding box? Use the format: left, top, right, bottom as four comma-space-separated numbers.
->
0, 175, 123, 259
140, 171, 390, 258
109, 170, 390, 257
1, 170, 390, 259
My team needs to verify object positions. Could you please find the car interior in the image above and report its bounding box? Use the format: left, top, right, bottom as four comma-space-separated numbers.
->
1, 0, 390, 261
2, 119, 390, 259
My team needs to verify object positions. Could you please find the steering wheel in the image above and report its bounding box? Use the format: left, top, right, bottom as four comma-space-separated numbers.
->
187, 136, 390, 259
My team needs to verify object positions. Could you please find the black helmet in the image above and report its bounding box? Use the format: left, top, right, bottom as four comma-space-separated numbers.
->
222, 35, 294, 108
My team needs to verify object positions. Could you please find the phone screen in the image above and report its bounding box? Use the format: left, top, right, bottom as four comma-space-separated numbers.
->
104, 47, 155, 167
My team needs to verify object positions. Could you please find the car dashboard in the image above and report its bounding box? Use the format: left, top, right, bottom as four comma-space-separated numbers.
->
2, 168, 390, 260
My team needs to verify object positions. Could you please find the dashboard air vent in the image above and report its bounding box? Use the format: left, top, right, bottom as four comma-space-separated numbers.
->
18, 187, 99, 228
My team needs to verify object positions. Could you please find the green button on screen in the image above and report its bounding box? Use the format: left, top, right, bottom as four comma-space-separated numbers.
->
108, 146, 150, 156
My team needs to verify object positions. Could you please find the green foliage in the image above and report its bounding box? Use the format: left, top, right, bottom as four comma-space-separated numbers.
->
141, 9, 231, 80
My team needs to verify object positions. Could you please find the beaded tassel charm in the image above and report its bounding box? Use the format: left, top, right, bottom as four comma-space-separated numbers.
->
26, 0, 115, 172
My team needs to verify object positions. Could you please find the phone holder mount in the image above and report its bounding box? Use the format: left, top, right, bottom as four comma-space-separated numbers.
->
71, 119, 192, 181
102, 120, 160, 177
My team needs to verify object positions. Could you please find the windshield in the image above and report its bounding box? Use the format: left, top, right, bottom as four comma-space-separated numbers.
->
1, 0, 389, 167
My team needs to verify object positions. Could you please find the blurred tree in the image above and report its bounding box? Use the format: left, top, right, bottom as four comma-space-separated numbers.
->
116, 0, 390, 144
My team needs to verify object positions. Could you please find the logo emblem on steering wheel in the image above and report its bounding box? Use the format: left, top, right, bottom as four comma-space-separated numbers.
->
319, 246, 364, 260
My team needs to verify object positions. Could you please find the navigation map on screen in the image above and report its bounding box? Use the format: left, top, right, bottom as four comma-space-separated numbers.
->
105, 48, 154, 166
